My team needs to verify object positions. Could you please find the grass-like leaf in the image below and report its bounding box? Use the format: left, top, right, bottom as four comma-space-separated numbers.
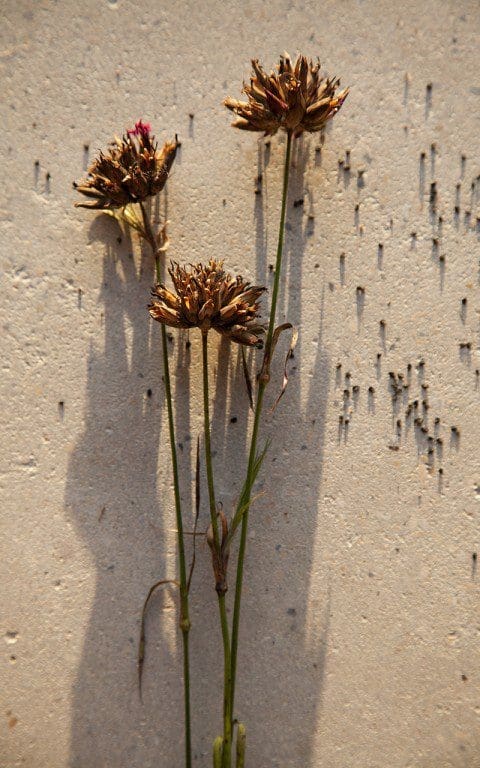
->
138, 578, 179, 701
241, 346, 254, 411
227, 440, 270, 546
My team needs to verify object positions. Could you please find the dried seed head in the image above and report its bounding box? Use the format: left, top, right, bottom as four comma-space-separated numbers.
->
74, 119, 178, 209
224, 52, 348, 137
149, 260, 266, 348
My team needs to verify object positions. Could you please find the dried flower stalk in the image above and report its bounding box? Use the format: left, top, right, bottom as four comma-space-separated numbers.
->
149, 257, 266, 767
75, 120, 192, 768
224, 52, 349, 767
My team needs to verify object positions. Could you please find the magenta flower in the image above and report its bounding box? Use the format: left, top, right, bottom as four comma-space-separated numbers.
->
127, 119, 152, 138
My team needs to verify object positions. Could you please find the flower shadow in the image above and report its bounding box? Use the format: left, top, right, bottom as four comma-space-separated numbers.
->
67, 136, 332, 764
65, 212, 191, 767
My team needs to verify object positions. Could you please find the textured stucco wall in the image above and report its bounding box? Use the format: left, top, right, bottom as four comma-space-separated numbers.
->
2, 1, 480, 766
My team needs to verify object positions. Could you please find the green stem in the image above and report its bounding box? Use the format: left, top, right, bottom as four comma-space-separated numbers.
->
264, 131, 293, 359
230, 131, 293, 718
161, 319, 192, 768
201, 331, 233, 768
201, 331, 221, 548
140, 202, 192, 768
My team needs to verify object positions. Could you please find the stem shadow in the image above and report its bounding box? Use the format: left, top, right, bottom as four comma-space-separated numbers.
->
230, 134, 331, 767
66, 212, 191, 766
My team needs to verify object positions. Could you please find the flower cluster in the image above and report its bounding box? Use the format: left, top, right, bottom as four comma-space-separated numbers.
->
149, 260, 266, 347
225, 52, 348, 137
74, 120, 178, 209
75, 50, 349, 766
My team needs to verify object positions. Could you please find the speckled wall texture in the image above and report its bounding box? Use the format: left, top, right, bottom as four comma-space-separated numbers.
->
2, 1, 480, 766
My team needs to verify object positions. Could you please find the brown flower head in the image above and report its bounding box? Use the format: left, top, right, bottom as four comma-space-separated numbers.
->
149, 260, 266, 348
224, 53, 348, 137
74, 120, 178, 209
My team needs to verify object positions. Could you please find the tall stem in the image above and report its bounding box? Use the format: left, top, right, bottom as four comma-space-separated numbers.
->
140, 202, 192, 768
230, 131, 293, 717
201, 331, 233, 768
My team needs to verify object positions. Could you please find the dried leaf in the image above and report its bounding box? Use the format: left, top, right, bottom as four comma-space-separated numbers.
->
241, 346, 254, 410
156, 220, 170, 252
138, 578, 179, 700
259, 322, 293, 384
102, 203, 146, 237
227, 440, 269, 546
270, 325, 298, 412
125, 204, 146, 233
236, 723, 246, 768
213, 737, 223, 768
101, 208, 118, 221
219, 507, 229, 546
207, 505, 230, 595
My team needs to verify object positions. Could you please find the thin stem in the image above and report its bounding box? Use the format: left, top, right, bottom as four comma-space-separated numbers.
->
201, 330, 220, 548
140, 201, 192, 768
161, 319, 192, 768
219, 593, 232, 768
230, 131, 293, 718
201, 331, 233, 768
264, 131, 293, 357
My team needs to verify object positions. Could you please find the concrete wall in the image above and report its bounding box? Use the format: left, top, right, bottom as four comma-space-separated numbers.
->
2, 1, 479, 766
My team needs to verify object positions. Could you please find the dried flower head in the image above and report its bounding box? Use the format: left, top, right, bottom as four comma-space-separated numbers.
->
224, 53, 348, 137
74, 120, 178, 209
149, 260, 266, 347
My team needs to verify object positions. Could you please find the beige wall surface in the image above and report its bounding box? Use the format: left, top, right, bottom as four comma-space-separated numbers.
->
2, 1, 480, 766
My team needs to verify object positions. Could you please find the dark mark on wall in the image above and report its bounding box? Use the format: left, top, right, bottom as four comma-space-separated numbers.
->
339, 252, 346, 285
377, 243, 384, 269
425, 82, 433, 118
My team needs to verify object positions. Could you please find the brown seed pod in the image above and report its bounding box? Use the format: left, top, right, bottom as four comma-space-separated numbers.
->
149, 259, 266, 348
74, 120, 178, 209
224, 52, 348, 137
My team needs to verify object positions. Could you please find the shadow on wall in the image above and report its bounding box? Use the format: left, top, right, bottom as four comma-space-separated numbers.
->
240, 134, 330, 768
65, 135, 331, 768
65, 213, 186, 767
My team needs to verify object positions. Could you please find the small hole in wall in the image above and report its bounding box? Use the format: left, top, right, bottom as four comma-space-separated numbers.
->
377, 243, 384, 268
450, 426, 460, 449
339, 253, 345, 285
425, 82, 433, 118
